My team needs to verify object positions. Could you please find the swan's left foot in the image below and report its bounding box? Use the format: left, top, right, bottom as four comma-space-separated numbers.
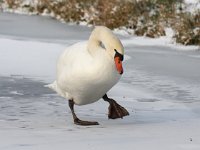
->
103, 94, 129, 119
108, 99, 129, 119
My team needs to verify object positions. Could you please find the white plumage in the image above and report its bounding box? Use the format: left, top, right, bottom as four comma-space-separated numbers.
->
47, 26, 124, 105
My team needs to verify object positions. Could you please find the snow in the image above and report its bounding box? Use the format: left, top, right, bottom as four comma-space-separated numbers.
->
185, 0, 199, 3
0, 13, 200, 150
0, 38, 64, 82
184, 0, 200, 14
119, 27, 199, 51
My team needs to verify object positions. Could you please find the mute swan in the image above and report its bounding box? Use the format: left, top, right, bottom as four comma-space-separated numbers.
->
48, 26, 129, 125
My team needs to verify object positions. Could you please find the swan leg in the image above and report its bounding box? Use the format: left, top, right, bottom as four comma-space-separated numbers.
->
102, 94, 129, 119
68, 100, 99, 126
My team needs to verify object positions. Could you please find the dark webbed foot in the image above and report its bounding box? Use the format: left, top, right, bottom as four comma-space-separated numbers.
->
108, 99, 129, 119
68, 100, 99, 126
74, 118, 99, 126
103, 94, 129, 119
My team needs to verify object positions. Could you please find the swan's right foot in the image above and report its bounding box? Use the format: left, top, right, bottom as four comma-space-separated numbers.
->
68, 100, 99, 126
74, 118, 99, 126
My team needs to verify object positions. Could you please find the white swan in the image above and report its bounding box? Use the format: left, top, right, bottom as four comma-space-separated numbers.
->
48, 26, 129, 125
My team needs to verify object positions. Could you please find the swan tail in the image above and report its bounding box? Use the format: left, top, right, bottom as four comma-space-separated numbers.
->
44, 81, 68, 98
44, 81, 57, 91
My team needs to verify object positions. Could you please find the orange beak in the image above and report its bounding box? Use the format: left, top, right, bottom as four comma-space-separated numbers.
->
114, 56, 123, 75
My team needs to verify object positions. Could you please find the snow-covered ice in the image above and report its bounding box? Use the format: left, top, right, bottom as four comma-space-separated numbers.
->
0, 13, 200, 150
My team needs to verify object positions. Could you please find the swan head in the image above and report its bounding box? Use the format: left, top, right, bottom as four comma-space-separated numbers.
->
100, 27, 124, 75
88, 26, 124, 75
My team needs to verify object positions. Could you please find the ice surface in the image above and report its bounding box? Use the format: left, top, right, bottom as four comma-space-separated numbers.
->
0, 13, 200, 150
0, 13, 91, 41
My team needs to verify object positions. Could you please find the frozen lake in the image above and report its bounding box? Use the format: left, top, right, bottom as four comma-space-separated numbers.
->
0, 13, 200, 150
0, 13, 90, 41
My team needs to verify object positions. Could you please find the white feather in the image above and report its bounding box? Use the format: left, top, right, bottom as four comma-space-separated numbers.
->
48, 26, 124, 105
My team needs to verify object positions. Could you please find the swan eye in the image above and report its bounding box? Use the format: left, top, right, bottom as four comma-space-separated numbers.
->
100, 42, 106, 49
